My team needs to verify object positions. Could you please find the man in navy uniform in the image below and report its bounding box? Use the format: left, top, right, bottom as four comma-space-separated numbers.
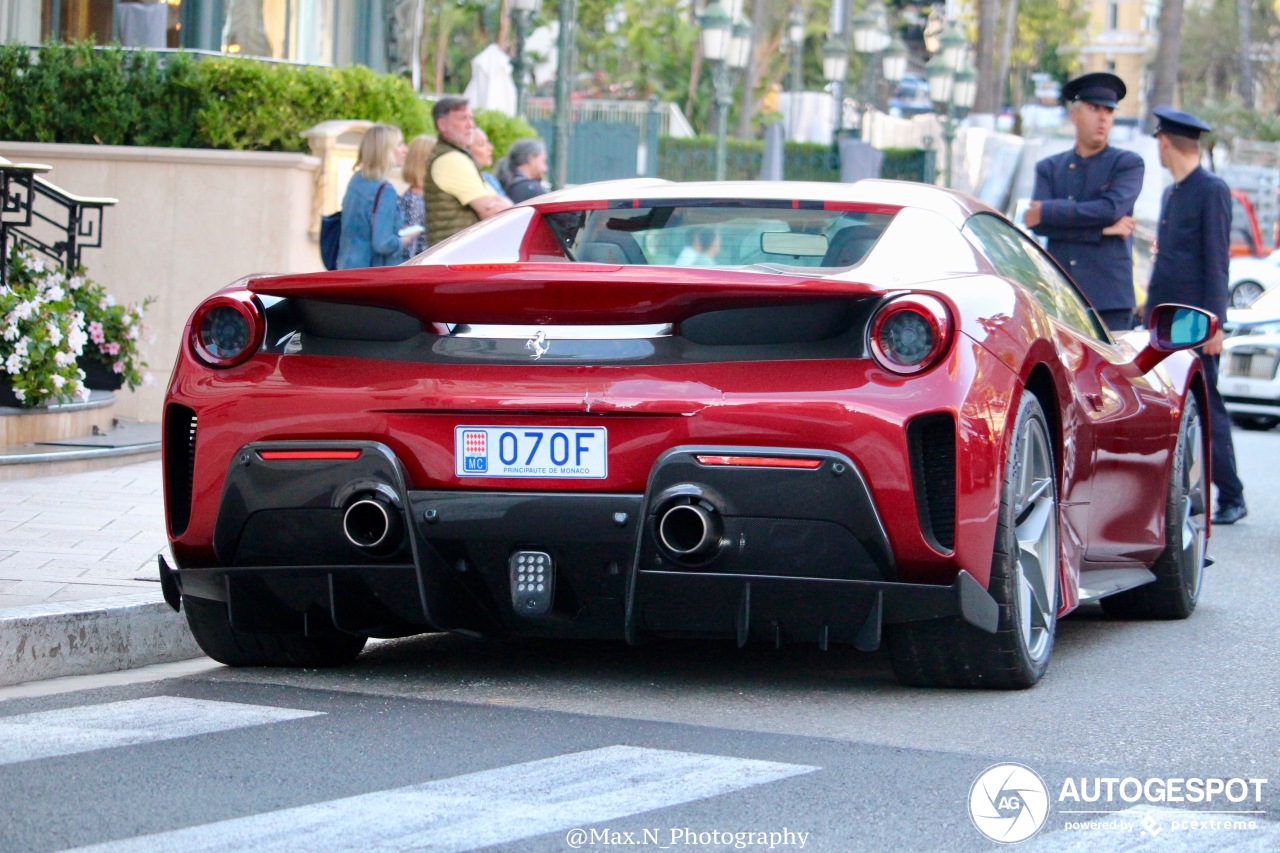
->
1145, 106, 1246, 524
1025, 73, 1144, 332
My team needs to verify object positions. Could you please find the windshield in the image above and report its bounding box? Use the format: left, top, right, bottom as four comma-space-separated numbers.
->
544, 204, 894, 269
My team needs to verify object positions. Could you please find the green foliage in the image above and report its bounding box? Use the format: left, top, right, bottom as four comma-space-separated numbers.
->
1181, 0, 1280, 115
1188, 99, 1280, 148
0, 42, 433, 152
659, 136, 934, 184
474, 108, 537, 159
0, 43, 36, 141
881, 148, 937, 184
1003, 0, 1088, 103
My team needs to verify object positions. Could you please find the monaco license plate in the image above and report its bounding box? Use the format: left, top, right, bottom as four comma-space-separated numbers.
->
455, 426, 607, 478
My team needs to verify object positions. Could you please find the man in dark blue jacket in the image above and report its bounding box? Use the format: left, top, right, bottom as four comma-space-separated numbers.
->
1025, 73, 1144, 332
1145, 107, 1246, 524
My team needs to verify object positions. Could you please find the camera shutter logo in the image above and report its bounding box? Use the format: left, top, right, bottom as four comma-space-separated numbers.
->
969, 763, 1050, 843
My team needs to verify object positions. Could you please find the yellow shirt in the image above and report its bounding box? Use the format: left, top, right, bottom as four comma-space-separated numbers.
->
430, 150, 494, 207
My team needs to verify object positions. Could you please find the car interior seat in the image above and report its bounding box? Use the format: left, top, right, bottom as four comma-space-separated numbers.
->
821, 224, 881, 267
578, 242, 629, 264
580, 231, 647, 264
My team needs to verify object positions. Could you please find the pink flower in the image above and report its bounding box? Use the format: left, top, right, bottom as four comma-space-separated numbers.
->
103, 342, 120, 356
88, 321, 105, 344
112, 361, 124, 374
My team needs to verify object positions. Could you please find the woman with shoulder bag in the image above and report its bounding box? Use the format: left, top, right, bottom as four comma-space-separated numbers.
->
337, 124, 413, 269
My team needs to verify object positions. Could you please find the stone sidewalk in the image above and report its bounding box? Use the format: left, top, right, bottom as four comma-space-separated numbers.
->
0, 460, 203, 687
0, 459, 167, 606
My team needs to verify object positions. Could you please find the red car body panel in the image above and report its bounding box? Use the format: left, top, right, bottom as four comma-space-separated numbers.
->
160, 180, 1210, 669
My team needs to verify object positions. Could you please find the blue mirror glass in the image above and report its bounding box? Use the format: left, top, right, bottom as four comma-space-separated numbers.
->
1167, 308, 1210, 346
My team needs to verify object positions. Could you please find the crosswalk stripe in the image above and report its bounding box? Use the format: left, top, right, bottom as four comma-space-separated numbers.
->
1027, 806, 1280, 852
0, 696, 322, 766
66, 745, 819, 853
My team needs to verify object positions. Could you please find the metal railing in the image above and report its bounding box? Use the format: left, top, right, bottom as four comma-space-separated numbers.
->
524, 98, 696, 139
0, 158, 115, 285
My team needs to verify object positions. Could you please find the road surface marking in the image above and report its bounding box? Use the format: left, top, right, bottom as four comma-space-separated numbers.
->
67, 744, 819, 852
0, 696, 322, 766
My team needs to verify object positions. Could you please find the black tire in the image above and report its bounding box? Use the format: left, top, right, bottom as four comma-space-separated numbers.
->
1100, 395, 1207, 620
184, 596, 367, 667
1230, 413, 1280, 431
885, 394, 1060, 689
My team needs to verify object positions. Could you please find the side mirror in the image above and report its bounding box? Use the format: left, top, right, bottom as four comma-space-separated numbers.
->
1133, 303, 1218, 373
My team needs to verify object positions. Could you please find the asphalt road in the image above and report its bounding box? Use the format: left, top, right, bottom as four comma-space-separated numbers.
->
2, 428, 1279, 852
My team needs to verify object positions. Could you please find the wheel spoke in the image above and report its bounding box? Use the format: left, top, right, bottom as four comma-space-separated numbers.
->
1012, 418, 1057, 661
1178, 404, 1207, 599
1018, 496, 1054, 622
1186, 416, 1206, 515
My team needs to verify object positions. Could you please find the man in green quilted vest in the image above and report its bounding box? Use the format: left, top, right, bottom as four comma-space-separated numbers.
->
424, 96, 512, 245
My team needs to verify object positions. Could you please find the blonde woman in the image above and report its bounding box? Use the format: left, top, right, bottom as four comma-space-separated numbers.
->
337, 124, 410, 269
398, 134, 433, 260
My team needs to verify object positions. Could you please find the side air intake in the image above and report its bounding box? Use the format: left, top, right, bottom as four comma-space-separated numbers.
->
164, 403, 198, 537
908, 413, 956, 552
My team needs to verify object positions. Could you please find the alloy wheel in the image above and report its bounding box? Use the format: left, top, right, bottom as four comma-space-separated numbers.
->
1013, 416, 1057, 664
1179, 404, 1208, 600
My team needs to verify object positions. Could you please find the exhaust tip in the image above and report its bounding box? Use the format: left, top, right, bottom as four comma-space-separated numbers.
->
343, 498, 399, 550
657, 503, 721, 559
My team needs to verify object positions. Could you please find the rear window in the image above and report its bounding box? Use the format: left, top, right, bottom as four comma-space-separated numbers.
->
545, 204, 894, 269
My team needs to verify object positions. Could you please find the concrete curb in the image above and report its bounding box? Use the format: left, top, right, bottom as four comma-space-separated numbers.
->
0, 592, 204, 688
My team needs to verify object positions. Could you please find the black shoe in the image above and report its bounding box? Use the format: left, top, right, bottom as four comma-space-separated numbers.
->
1212, 503, 1248, 525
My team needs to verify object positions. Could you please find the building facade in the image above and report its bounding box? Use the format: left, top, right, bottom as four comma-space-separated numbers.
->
1, 1, 399, 72
1077, 0, 1160, 121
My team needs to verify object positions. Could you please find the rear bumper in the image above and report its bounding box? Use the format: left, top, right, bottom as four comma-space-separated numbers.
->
164, 440, 997, 649
1222, 395, 1280, 415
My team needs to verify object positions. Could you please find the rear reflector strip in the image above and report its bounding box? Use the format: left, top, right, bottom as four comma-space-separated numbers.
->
694, 455, 823, 469
258, 450, 362, 461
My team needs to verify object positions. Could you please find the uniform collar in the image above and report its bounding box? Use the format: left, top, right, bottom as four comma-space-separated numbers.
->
1071, 144, 1110, 161
1172, 165, 1202, 189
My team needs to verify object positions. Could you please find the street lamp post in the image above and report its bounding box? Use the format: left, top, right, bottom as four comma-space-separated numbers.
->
881, 35, 908, 96
700, 1, 732, 180
821, 36, 849, 145
550, 0, 577, 190
784, 7, 805, 141
788, 7, 805, 93
850, 9, 886, 139
509, 0, 540, 119
925, 23, 976, 189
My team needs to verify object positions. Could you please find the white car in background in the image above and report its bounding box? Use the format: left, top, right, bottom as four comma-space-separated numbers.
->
1225, 285, 1280, 334
1220, 330, 1280, 430
1221, 288, 1280, 430
1228, 249, 1280, 308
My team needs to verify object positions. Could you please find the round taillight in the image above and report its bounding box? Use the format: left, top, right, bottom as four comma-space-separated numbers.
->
869, 295, 953, 374
191, 294, 264, 368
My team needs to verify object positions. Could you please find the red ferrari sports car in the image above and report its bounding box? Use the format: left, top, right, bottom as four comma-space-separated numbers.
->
159, 179, 1214, 689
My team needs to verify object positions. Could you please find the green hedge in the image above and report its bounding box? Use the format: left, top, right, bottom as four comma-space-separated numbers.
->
658, 135, 934, 184
0, 42, 531, 155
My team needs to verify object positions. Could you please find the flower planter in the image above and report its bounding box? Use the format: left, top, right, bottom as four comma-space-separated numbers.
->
78, 356, 125, 391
